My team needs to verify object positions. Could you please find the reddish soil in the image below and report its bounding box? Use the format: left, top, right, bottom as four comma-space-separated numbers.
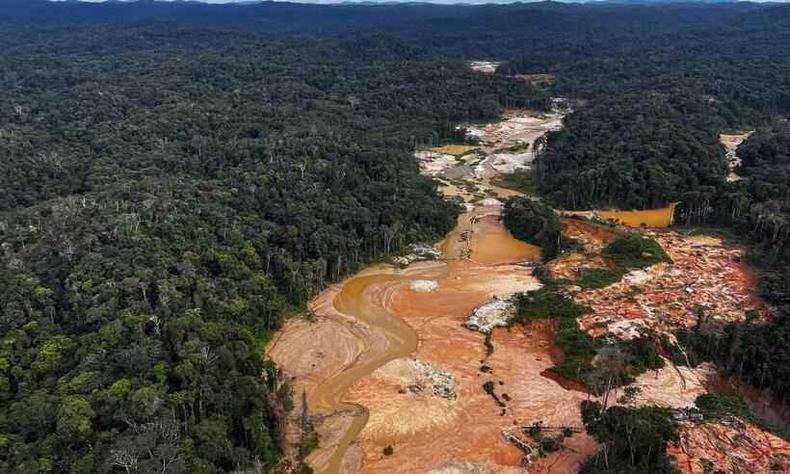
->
345, 256, 594, 472
268, 112, 785, 474
574, 232, 768, 339
540, 369, 589, 394
561, 219, 619, 253
669, 420, 790, 473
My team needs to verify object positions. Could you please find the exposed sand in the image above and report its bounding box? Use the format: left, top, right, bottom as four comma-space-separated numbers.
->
417, 110, 566, 199
611, 362, 717, 410
574, 230, 768, 339
561, 219, 619, 253
267, 110, 782, 473
432, 144, 479, 156
410, 279, 440, 292
416, 151, 460, 176
469, 61, 503, 74
267, 185, 563, 473
548, 252, 614, 282
720, 131, 753, 183
348, 312, 594, 472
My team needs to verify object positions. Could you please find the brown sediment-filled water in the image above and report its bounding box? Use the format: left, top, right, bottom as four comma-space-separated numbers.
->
438, 209, 541, 264
343, 253, 597, 473
469, 214, 542, 264
560, 203, 677, 228
268, 200, 574, 472
307, 272, 419, 473
267, 109, 777, 473
289, 263, 449, 473
267, 111, 565, 473
598, 204, 677, 228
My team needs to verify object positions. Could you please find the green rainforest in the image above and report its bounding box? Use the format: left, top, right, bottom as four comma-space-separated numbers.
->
0, 0, 789, 472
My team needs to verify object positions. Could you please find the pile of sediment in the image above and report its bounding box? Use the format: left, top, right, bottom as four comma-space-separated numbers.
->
411, 359, 456, 400
465, 298, 516, 333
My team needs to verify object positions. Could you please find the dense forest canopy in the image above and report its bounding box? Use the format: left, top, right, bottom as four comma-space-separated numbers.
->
0, 19, 541, 474
537, 93, 728, 209
671, 122, 790, 405
1, 1, 790, 472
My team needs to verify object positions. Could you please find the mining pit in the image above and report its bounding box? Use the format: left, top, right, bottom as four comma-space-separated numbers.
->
668, 418, 790, 473
267, 110, 788, 473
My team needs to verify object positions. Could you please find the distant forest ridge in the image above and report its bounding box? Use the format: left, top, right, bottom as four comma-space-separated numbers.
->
1, 0, 789, 38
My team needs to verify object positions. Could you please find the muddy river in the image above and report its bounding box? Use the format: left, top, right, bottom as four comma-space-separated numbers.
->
267, 111, 586, 472
265, 110, 784, 473
267, 197, 582, 472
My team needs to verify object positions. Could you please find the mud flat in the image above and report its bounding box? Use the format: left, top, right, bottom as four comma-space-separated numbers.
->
268, 198, 582, 472
268, 110, 580, 472
431, 144, 478, 156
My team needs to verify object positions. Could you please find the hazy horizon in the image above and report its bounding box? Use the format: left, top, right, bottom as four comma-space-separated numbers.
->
53, 0, 790, 5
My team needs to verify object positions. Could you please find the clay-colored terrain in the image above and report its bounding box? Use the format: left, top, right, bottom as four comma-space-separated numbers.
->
267, 110, 789, 473
669, 419, 790, 473
570, 228, 768, 339
431, 144, 478, 157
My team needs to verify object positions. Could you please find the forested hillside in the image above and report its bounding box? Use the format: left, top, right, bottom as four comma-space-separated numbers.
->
536, 93, 727, 209
0, 24, 542, 473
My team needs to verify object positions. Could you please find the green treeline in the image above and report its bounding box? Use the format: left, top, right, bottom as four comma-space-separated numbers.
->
502, 197, 563, 260
581, 401, 679, 473
0, 28, 540, 472
537, 94, 727, 210
0, 1, 789, 471
489, 2, 790, 414
665, 124, 790, 406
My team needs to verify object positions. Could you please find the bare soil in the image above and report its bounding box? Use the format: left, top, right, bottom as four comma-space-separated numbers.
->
720, 131, 753, 183
669, 419, 790, 473
268, 110, 784, 473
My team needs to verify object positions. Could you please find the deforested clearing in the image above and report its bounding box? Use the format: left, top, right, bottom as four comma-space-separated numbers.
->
515, 73, 556, 86
720, 131, 753, 182
431, 144, 478, 156
469, 60, 503, 73
668, 419, 790, 473
5, 3, 790, 474
270, 110, 785, 473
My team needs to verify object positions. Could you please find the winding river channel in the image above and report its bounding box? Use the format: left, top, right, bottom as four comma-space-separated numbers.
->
267, 110, 572, 473
266, 109, 683, 473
